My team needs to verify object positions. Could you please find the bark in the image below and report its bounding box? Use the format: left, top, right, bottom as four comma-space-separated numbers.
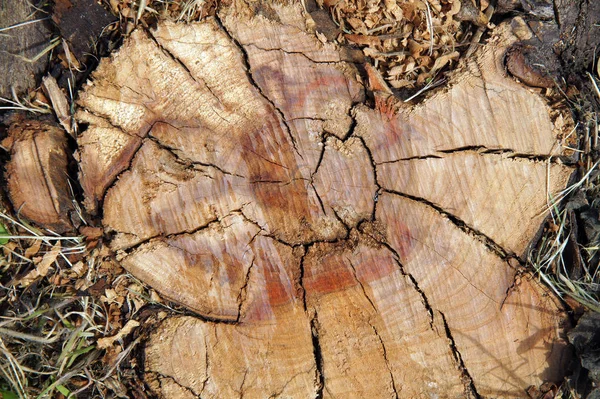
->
72, 2, 574, 397
0, 0, 51, 98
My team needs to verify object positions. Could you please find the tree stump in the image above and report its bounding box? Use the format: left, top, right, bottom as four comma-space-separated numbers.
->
74, 2, 574, 397
3, 120, 74, 233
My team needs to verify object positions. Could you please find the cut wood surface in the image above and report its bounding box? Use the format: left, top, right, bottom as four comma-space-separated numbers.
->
2, 120, 74, 233
74, 2, 574, 398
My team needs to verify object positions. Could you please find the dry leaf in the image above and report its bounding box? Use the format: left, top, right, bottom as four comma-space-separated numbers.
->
75, 277, 92, 291
97, 319, 141, 349
316, 31, 328, 44
326, 0, 464, 89
431, 50, 460, 72
102, 288, 121, 305
18, 242, 61, 286
35, 242, 61, 273
389, 78, 415, 88
24, 239, 42, 258
346, 33, 381, 46
71, 260, 87, 277
2, 241, 18, 256
109, 0, 120, 13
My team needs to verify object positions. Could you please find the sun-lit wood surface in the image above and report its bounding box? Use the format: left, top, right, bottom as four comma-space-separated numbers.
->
72, 2, 573, 397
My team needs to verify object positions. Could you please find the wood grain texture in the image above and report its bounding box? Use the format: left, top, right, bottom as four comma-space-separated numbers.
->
75, 2, 573, 397
3, 120, 74, 233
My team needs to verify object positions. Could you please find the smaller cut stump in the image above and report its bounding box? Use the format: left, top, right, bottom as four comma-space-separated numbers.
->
3, 120, 74, 233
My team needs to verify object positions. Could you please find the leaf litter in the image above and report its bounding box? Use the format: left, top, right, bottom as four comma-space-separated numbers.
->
319, 0, 485, 89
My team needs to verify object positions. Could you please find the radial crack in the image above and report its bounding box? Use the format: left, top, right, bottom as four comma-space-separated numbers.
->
439, 146, 556, 162
95, 138, 144, 216
311, 135, 327, 178
199, 333, 211, 396
245, 42, 342, 64
393, 258, 434, 328
347, 259, 377, 313
371, 325, 400, 399
118, 207, 261, 255
146, 29, 233, 126
147, 135, 245, 178
377, 146, 561, 164
354, 135, 381, 221
78, 104, 141, 137
382, 189, 512, 259
377, 154, 443, 164
236, 257, 256, 322
311, 182, 327, 216
154, 372, 201, 398
298, 247, 308, 312
437, 145, 509, 154
310, 313, 325, 399
214, 15, 303, 160
439, 311, 481, 399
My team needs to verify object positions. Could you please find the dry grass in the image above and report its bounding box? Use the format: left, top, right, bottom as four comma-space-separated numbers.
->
526, 72, 600, 398
0, 210, 102, 398
531, 75, 600, 311
0, 204, 174, 398
0, 89, 52, 115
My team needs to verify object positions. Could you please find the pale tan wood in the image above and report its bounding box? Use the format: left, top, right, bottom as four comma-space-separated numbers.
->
121, 213, 258, 321
376, 193, 568, 397
302, 238, 466, 398
73, 1, 574, 398
377, 152, 571, 254
312, 136, 377, 227
145, 235, 319, 398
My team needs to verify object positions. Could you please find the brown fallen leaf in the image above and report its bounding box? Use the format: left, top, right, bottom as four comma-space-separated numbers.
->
24, 239, 42, 258
345, 33, 382, 46
97, 319, 141, 349
18, 242, 61, 286
431, 50, 460, 72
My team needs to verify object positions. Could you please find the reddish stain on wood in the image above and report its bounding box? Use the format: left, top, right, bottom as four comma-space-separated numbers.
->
303, 247, 398, 298
390, 220, 416, 260
243, 245, 298, 322
252, 64, 355, 115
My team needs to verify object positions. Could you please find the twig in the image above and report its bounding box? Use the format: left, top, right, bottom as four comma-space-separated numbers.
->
0, 17, 49, 33
589, 72, 600, 99
465, 1, 495, 58
403, 76, 446, 102
0, 327, 61, 344
424, 0, 434, 56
